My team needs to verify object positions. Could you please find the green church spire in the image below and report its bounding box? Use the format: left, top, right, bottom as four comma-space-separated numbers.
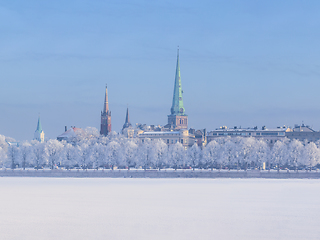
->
170, 48, 185, 116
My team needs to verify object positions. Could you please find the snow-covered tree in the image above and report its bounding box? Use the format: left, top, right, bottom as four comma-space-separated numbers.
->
18, 141, 32, 170
288, 139, 303, 170
45, 139, 64, 169
105, 141, 120, 169
203, 140, 221, 169
168, 143, 185, 169
270, 140, 288, 171
61, 143, 78, 169
152, 140, 168, 169
31, 141, 48, 169
303, 142, 320, 171
187, 143, 201, 169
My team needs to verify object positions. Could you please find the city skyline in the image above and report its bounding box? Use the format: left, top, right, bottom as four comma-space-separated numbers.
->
1, 1, 320, 141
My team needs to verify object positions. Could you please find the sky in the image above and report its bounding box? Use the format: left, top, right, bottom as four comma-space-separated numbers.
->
1, 0, 320, 141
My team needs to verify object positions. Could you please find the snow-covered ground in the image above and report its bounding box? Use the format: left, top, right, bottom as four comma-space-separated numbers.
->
0, 178, 319, 240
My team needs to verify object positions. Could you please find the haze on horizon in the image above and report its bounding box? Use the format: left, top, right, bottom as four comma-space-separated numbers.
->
1, 0, 320, 141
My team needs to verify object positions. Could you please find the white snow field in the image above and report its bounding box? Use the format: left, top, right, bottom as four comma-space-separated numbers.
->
0, 178, 319, 240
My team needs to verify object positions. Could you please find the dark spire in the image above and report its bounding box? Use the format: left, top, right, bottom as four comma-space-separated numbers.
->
122, 107, 132, 129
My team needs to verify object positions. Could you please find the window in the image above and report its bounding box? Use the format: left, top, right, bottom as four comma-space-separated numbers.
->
181, 139, 183, 144
175, 140, 178, 143
167, 139, 169, 144
171, 140, 173, 144
142, 139, 144, 143
256, 133, 260, 136
261, 132, 278, 136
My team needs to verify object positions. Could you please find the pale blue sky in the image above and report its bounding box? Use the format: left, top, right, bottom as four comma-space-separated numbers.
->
1, 0, 320, 141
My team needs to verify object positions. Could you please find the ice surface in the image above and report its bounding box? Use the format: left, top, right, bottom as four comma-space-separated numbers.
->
0, 178, 319, 240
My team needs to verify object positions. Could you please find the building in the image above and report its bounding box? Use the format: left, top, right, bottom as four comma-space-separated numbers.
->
34, 116, 45, 142
286, 124, 320, 142
166, 49, 188, 130
57, 126, 82, 141
122, 107, 134, 138
100, 85, 111, 136
207, 126, 291, 144
138, 129, 194, 148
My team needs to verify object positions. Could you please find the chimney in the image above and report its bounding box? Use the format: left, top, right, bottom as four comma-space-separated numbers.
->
65, 126, 67, 132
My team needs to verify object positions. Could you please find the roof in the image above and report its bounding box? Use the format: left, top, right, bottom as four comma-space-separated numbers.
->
139, 131, 180, 135
57, 127, 82, 139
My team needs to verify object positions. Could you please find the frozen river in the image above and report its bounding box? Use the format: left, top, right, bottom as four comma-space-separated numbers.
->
0, 178, 319, 240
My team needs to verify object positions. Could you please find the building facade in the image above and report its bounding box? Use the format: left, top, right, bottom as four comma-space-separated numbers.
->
207, 126, 290, 144
286, 124, 320, 142
138, 129, 194, 148
100, 85, 111, 136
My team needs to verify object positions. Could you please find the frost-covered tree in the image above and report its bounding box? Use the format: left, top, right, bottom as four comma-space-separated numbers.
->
31, 141, 48, 169
187, 143, 201, 169
45, 139, 64, 169
238, 137, 256, 170
270, 140, 288, 171
61, 143, 78, 169
0, 146, 6, 168
18, 141, 32, 170
288, 139, 303, 170
152, 140, 168, 169
303, 142, 320, 171
121, 140, 138, 169
6, 145, 20, 169
105, 141, 120, 169
203, 140, 220, 170
168, 143, 185, 169
221, 139, 236, 169
251, 140, 269, 169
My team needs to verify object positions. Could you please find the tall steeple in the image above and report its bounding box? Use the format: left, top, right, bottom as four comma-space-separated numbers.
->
34, 116, 45, 142
100, 85, 111, 136
103, 84, 109, 114
170, 48, 185, 116
168, 48, 188, 129
122, 106, 132, 130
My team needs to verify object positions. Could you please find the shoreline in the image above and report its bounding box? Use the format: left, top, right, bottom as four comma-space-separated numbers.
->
1, 169, 320, 179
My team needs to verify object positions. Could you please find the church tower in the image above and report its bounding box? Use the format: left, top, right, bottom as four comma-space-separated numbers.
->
122, 107, 134, 138
100, 85, 111, 136
168, 49, 188, 129
34, 116, 45, 142
122, 107, 132, 130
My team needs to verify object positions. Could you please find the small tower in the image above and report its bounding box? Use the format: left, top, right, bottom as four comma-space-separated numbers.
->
167, 49, 188, 129
122, 107, 134, 138
100, 85, 111, 136
34, 116, 45, 142
122, 107, 132, 130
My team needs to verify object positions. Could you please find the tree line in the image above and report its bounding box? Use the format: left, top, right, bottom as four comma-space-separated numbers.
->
1, 128, 320, 171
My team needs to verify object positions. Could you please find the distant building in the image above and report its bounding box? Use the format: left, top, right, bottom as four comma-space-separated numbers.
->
138, 129, 194, 148
57, 126, 82, 141
122, 107, 134, 138
207, 126, 290, 144
286, 124, 320, 142
34, 116, 45, 142
100, 85, 111, 136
